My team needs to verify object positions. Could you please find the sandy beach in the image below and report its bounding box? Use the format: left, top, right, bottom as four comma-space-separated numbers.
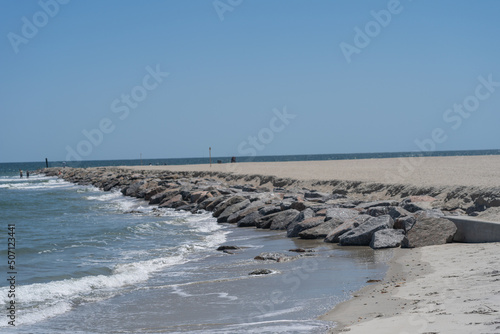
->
122, 155, 500, 333
126, 155, 500, 188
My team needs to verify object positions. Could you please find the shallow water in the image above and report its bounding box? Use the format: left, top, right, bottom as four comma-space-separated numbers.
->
0, 166, 391, 333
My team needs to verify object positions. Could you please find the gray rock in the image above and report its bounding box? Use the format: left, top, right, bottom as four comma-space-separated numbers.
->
204, 196, 227, 212
325, 208, 359, 223
213, 196, 247, 217
217, 245, 240, 251
290, 201, 307, 211
414, 209, 444, 219
287, 216, 325, 238
370, 229, 405, 249
401, 217, 457, 248
299, 220, 343, 239
388, 206, 411, 220
226, 201, 264, 224
286, 208, 315, 237
255, 209, 300, 230
356, 201, 398, 210
365, 206, 390, 217
394, 216, 417, 232
123, 180, 146, 197
324, 215, 371, 243
217, 199, 251, 223
258, 205, 282, 216
254, 252, 294, 262
339, 215, 394, 246
249, 269, 273, 275
237, 211, 263, 227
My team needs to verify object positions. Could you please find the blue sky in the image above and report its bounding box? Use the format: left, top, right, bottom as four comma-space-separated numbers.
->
1, 0, 500, 163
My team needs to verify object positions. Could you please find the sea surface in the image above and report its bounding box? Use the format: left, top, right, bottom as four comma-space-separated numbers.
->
1, 150, 498, 333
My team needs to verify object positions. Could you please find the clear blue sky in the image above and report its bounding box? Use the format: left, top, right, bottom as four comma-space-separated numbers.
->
1, 0, 500, 163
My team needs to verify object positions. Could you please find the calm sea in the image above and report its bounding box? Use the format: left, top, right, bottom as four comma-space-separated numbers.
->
0, 150, 497, 333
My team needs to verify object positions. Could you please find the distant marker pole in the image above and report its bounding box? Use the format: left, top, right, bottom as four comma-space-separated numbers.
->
45, 158, 48, 168
209, 147, 212, 167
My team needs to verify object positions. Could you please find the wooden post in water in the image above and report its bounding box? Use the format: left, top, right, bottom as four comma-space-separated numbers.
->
45, 158, 48, 168
209, 147, 212, 167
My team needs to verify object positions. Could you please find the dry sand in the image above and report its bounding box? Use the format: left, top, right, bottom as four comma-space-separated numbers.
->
124, 155, 500, 333
127, 155, 500, 188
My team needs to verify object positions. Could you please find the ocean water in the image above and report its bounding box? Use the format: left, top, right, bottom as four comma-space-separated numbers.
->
2, 150, 495, 333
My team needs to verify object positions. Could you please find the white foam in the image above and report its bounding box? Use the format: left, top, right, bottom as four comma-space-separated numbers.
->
0, 178, 72, 190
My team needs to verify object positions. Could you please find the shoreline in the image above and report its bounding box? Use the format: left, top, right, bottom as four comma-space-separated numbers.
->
322, 243, 500, 333
41, 156, 500, 332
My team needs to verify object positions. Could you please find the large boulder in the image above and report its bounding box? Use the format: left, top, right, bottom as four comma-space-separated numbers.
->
339, 215, 394, 246
288, 217, 325, 238
213, 196, 247, 217
217, 199, 251, 223
255, 209, 300, 230
226, 203, 263, 224
325, 208, 359, 223
324, 214, 371, 243
286, 208, 315, 237
298, 220, 342, 239
370, 229, 405, 249
356, 201, 398, 210
237, 211, 263, 227
401, 217, 457, 248
394, 216, 417, 232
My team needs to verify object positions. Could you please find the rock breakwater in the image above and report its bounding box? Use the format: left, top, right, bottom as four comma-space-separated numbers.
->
42, 167, 500, 249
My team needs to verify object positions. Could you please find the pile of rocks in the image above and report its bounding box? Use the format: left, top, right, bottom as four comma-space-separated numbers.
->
43, 167, 460, 249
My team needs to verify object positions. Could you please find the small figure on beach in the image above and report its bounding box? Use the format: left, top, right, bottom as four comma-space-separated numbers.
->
19, 169, 23, 178
26, 170, 30, 178
231, 157, 236, 163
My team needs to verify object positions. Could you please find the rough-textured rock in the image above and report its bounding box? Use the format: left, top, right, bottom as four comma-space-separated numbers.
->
414, 209, 444, 219
356, 201, 398, 210
249, 269, 273, 275
325, 208, 359, 223
388, 206, 411, 220
237, 211, 263, 227
217, 245, 240, 251
324, 215, 371, 243
364, 206, 390, 217
286, 208, 315, 237
254, 252, 294, 262
370, 229, 405, 249
213, 196, 246, 217
287, 216, 325, 238
339, 215, 394, 246
394, 216, 417, 232
298, 220, 343, 239
227, 204, 263, 224
401, 217, 457, 248
258, 205, 282, 216
255, 209, 300, 230
204, 195, 227, 212
159, 194, 183, 208
217, 199, 251, 223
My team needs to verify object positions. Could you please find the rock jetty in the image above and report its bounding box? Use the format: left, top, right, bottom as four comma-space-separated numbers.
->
42, 166, 496, 249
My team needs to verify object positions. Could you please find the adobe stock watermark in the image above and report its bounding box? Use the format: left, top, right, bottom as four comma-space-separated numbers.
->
65, 64, 169, 162
340, 0, 412, 64
213, 0, 243, 21
237, 106, 296, 158
7, 0, 70, 54
235, 256, 319, 325
386, 74, 499, 183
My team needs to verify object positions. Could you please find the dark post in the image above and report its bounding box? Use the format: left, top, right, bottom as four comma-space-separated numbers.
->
45, 158, 48, 168
209, 147, 212, 167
